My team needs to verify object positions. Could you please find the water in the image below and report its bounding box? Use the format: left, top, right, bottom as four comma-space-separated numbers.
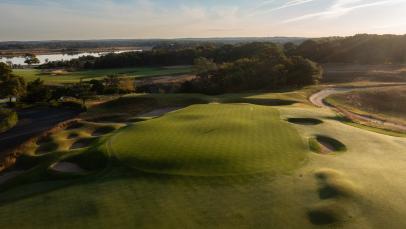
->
0, 50, 141, 66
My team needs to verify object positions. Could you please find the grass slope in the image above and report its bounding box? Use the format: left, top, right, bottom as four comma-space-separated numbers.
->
327, 85, 406, 125
13, 66, 192, 84
109, 104, 307, 176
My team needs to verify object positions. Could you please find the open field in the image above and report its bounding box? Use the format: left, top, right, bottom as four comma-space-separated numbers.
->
13, 66, 192, 84
326, 85, 406, 126
0, 89, 405, 228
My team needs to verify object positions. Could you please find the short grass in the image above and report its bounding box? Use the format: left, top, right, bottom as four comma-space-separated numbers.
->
109, 104, 308, 176
1, 90, 406, 228
13, 66, 192, 84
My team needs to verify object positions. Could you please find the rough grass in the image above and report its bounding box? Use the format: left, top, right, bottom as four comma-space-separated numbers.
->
0, 109, 18, 134
327, 85, 406, 125
13, 66, 192, 85
109, 104, 308, 176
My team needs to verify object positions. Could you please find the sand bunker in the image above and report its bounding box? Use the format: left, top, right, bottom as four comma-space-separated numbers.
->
138, 107, 182, 117
65, 121, 85, 130
67, 133, 79, 139
70, 138, 96, 150
310, 135, 347, 154
287, 118, 323, 125
91, 126, 116, 137
0, 170, 24, 185
50, 162, 86, 173
36, 142, 58, 154
307, 203, 348, 225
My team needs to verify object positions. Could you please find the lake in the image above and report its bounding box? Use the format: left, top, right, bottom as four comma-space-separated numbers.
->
0, 50, 141, 66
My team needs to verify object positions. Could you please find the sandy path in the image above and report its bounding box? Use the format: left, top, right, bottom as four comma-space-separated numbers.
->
51, 162, 86, 173
310, 87, 406, 132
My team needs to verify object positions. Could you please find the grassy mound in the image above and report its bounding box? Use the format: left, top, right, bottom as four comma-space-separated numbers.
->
287, 118, 323, 125
109, 104, 307, 176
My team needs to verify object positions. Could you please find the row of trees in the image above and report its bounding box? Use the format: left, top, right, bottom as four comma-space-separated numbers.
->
38, 42, 321, 94
292, 34, 406, 64
181, 45, 321, 94
40, 42, 308, 69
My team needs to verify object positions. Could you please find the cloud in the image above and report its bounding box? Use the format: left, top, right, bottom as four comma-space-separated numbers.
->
250, 0, 318, 16
284, 0, 403, 23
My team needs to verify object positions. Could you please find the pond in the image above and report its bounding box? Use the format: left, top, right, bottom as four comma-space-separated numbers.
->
0, 50, 141, 66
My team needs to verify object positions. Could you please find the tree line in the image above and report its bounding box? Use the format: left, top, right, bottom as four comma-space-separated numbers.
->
291, 34, 406, 64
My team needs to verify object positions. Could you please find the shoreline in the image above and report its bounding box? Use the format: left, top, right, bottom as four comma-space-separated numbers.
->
0, 46, 148, 58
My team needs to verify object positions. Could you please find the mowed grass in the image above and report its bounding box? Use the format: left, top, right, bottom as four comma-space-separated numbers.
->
13, 66, 192, 84
109, 104, 308, 176
1, 91, 406, 228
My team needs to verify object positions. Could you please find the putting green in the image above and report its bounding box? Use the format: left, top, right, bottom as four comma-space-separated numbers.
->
108, 104, 307, 176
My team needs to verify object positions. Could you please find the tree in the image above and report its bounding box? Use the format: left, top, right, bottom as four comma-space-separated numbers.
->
24, 53, 40, 65
118, 78, 136, 94
89, 79, 105, 94
104, 74, 120, 94
70, 82, 94, 106
0, 62, 12, 78
193, 57, 217, 79
0, 63, 26, 103
23, 78, 51, 103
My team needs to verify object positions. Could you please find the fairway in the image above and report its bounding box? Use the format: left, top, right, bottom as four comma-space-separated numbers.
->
109, 104, 307, 175
13, 66, 192, 84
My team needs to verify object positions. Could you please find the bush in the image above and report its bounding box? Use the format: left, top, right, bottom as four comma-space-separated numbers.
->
0, 109, 18, 133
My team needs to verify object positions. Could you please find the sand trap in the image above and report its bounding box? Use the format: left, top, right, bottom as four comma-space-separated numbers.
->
50, 162, 86, 173
316, 135, 347, 153
138, 107, 182, 117
287, 118, 323, 125
91, 126, 116, 137
0, 170, 24, 185
67, 133, 79, 139
70, 138, 95, 150
65, 122, 85, 130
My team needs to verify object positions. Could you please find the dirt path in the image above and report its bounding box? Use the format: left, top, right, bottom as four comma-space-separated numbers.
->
0, 107, 79, 156
310, 87, 406, 132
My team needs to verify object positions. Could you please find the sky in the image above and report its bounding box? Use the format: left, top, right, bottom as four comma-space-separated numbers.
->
1, 0, 406, 41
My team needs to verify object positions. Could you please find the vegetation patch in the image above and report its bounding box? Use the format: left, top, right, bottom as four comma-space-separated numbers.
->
287, 118, 323, 125
0, 109, 18, 133
109, 103, 307, 176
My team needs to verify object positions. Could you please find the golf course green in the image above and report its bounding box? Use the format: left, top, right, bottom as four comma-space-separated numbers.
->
109, 104, 307, 176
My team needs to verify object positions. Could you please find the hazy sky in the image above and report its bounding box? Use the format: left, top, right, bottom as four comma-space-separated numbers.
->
1, 0, 406, 41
